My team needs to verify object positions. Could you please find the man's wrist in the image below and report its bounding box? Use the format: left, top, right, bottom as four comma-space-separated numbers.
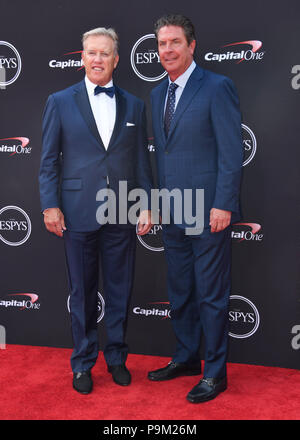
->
43, 207, 59, 214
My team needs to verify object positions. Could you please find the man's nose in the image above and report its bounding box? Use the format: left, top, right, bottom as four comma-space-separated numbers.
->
94, 53, 103, 62
165, 43, 173, 52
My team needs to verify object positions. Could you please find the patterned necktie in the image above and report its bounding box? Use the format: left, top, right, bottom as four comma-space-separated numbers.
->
94, 85, 115, 98
164, 82, 178, 136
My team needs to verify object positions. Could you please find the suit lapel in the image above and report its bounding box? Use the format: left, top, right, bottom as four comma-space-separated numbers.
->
167, 65, 205, 142
107, 86, 126, 151
73, 80, 106, 151
156, 80, 169, 145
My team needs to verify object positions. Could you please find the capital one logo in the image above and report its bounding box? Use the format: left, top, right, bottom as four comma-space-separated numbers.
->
229, 295, 260, 339
0, 293, 40, 310
67, 291, 105, 323
231, 223, 263, 242
242, 124, 257, 166
0, 137, 31, 156
49, 50, 84, 70
204, 40, 265, 63
0, 41, 22, 87
133, 301, 171, 319
0, 206, 32, 246
131, 34, 167, 82
136, 224, 164, 252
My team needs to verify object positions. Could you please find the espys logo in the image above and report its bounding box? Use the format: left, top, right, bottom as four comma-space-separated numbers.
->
136, 224, 164, 252
0, 137, 31, 156
133, 302, 171, 319
242, 124, 257, 166
231, 223, 263, 242
229, 295, 260, 339
67, 291, 105, 323
0, 293, 40, 310
0, 41, 22, 87
0, 206, 31, 246
131, 34, 167, 82
49, 51, 84, 70
204, 40, 265, 63
148, 126, 256, 165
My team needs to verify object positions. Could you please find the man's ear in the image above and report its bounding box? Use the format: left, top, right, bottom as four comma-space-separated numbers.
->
189, 39, 196, 56
114, 54, 120, 69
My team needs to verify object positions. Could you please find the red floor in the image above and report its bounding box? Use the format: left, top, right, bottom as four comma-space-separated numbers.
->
0, 344, 299, 420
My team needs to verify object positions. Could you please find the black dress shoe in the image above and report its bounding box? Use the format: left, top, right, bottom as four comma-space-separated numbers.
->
187, 376, 227, 403
73, 370, 93, 394
148, 361, 201, 381
108, 364, 131, 386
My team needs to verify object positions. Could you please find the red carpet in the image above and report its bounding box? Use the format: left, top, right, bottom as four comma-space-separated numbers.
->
0, 345, 299, 420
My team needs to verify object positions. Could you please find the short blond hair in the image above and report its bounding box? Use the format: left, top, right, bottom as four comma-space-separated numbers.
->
82, 27, 119, 55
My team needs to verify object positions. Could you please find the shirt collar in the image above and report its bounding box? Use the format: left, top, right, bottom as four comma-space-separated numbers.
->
85, 75, 114, 96
168, 60, 196, 89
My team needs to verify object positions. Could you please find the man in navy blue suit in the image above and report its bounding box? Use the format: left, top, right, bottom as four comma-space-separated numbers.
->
39, 27, 153, 394
148, 14, 243, 402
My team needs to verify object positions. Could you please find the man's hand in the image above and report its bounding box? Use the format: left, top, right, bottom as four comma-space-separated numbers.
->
137, 210, 153, 236
210, 208, 231, 233
43, 208, 66, 237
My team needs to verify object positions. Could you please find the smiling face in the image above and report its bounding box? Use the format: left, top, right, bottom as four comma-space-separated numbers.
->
82, 34, 119, 86
157, 25, 195, 82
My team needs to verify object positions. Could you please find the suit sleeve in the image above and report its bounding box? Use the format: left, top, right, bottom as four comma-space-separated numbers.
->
210, 78, 244, 214
39, 95, 62, 212
136, 101, 154, 210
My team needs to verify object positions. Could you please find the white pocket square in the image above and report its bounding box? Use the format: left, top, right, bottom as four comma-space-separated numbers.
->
126, 122, 135, 126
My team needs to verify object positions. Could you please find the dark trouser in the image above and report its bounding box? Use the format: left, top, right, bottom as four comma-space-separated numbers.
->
162, 222, 232, 379
64, 225, 136, 373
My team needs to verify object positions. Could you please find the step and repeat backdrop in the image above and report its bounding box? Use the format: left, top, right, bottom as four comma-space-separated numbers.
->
0, 0, 299, 369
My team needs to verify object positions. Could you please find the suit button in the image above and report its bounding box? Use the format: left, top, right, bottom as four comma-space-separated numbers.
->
165, 151, 169, 154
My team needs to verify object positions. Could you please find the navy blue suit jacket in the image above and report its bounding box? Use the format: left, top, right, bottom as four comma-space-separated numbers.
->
151, 64, 243, 231
39, 80, 153, 231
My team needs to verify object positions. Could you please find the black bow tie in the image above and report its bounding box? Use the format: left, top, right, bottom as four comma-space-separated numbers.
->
94, 85, 115, 98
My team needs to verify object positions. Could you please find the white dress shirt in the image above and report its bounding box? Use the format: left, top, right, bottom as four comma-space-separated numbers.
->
164, 60, 196, 112
85, 75, 116, 149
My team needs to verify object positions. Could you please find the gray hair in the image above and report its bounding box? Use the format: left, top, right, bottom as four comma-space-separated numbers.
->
82, 27, 119, 55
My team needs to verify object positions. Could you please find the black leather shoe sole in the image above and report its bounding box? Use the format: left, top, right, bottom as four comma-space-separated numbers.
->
73, 371, 93, 394
112, 377, 131, 386
108, 365, 131, 386
73, 383, 93, 394
187, 381, 227, 403
111, 374, 131, 386
148, 365, 202, 381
